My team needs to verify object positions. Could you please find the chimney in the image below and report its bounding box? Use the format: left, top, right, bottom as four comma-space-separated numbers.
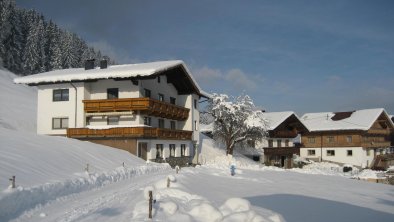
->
100, 59, 108, 69
84, 59, 95, 70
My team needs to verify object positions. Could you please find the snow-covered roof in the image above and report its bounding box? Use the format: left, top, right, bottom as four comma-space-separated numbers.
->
262, 111, 297, 130
14, 60, 211, 98
301, 108, 393, 132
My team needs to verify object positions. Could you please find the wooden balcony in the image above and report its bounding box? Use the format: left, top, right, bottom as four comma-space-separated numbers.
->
263, 147, 300, 155
269, 130, 298, 138
362, 141, 391, 148
67, 127, 192, 140
83, 98, 189, 121
367, 128, 391, 135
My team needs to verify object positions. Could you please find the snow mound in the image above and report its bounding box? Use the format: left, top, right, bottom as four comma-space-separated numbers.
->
132, 175, 268, 222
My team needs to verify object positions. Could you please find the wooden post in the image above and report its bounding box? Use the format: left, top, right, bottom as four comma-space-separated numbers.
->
9, 176, 15, 188
85, 163, 89, 172
148, 191, 153, 219
122, 162, 125, 168
167, 177, 170, 188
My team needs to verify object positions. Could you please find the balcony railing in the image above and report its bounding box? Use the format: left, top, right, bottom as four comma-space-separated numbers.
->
367, 128, 391, 135
83, 98, 189, 121
67, 127, 192, 140
361, 141, 391, 148
263, 147, 300, 155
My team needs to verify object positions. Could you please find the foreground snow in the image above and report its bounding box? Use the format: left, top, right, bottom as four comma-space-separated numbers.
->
1, 69, 393, 221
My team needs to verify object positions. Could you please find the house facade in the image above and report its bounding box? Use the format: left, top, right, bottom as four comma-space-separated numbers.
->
14, 60, 209, 166
300, 108, 393, 168
259, 111, 308, 168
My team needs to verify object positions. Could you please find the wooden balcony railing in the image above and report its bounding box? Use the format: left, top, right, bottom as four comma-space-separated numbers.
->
263, 147, 300, 155
367, 128, 391, 135
67, 127, 193, 140
83, 98, 189, 121
361, 141, 391, 148
270, 130, 298, 138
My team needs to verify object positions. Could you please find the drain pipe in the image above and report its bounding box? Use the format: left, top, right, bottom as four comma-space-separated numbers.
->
70, 83, 78, 128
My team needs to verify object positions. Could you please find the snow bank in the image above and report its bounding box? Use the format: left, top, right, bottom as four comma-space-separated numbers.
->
132, 175, 267, 222
0, 164, 171, 221
0, 69, 36, 132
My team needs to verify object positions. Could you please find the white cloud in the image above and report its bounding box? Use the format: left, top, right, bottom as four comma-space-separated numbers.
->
192, 66, 261, 92
224, 69, 258, 90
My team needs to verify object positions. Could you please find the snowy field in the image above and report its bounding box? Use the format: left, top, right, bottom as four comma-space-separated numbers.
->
1, 69, 393, 221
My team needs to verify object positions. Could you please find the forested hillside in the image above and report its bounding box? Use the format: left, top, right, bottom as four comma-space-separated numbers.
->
0, 0, 115, 75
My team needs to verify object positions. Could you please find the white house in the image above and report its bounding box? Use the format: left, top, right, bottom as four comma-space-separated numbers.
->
300, 108, 393, 168
14, 60, 210, 166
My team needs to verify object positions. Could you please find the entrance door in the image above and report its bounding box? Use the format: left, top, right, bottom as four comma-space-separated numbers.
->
138, 142, 148, 160
280, 156, 286, 168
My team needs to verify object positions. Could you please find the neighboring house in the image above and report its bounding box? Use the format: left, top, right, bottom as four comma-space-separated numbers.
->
259, 111, 308, 168
300, 108, 393, 168
14, 60, 210, 166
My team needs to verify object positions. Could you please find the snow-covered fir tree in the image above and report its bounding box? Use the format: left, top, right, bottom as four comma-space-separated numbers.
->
205, 93, 269, 155
0, 0, 115, 75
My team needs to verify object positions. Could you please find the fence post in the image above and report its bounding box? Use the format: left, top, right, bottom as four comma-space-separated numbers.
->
167, 177, 170, 188
122, 162, 125, 168
85, 163, 89, 172
148, 190, 153, 219
9, 176, 15, 188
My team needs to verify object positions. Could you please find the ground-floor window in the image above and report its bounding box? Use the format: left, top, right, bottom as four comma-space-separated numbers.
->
307, 149, 315, 156
156, 144, 163, 159
327, 150, 335, 156
169, 144, 175, 157
52, 117, 69, 129
181, 144, 186, 156
285, 140, 289, 147
347, 150, 353, 156
366, 149, 371, 156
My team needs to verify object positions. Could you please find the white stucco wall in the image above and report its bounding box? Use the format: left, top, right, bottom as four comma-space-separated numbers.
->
37, 82, 85, 135
140, 139, 192, 160
87, 79, 140, 99
300, 147, 375, 168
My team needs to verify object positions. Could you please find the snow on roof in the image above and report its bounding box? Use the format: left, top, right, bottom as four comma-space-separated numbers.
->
14, 60, 210, 98
301, 108, 392, 132
262, 111, 296, 130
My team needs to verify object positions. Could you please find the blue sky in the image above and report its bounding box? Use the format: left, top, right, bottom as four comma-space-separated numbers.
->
17, 0, 394, 115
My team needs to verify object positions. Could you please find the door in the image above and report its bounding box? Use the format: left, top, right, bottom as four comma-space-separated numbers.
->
138, 142, 148, 160
280, 156, 286, 168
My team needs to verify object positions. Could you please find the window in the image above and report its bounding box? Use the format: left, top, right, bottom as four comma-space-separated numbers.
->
144, 117, 151, 126
327, 150, 335, 156
268, 140, 273, 147
308, 137, 315, 143
169, 144, 175, 157
158, 93, 164, 102
107, 88, 118, 99
170, 121, 176, 130
156, 144, 163, 159
53, 89, 69, 101
285, 140, 289, 147
367, 149, 371, 156
307, 149, 316, 156
181, 144, 186, 156
144, 89, 151, 98
170, 97, 176, 105
157, 76, 161, 83
327, 136, 335, 143
107, 116, 119, 125
52, 117, 68, 129
346, 136, 352, 143
347, 150, 353, 156
194, 99, 197, 109
277, 139, 282, 148
158, 119, 165, 128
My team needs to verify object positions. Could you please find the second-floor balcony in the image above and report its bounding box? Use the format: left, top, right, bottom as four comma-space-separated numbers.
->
67, 127, 192, 140
83, 97, 189, 121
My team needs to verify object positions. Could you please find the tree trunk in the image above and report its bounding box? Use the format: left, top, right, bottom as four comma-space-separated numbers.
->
226, 144, 234, 155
